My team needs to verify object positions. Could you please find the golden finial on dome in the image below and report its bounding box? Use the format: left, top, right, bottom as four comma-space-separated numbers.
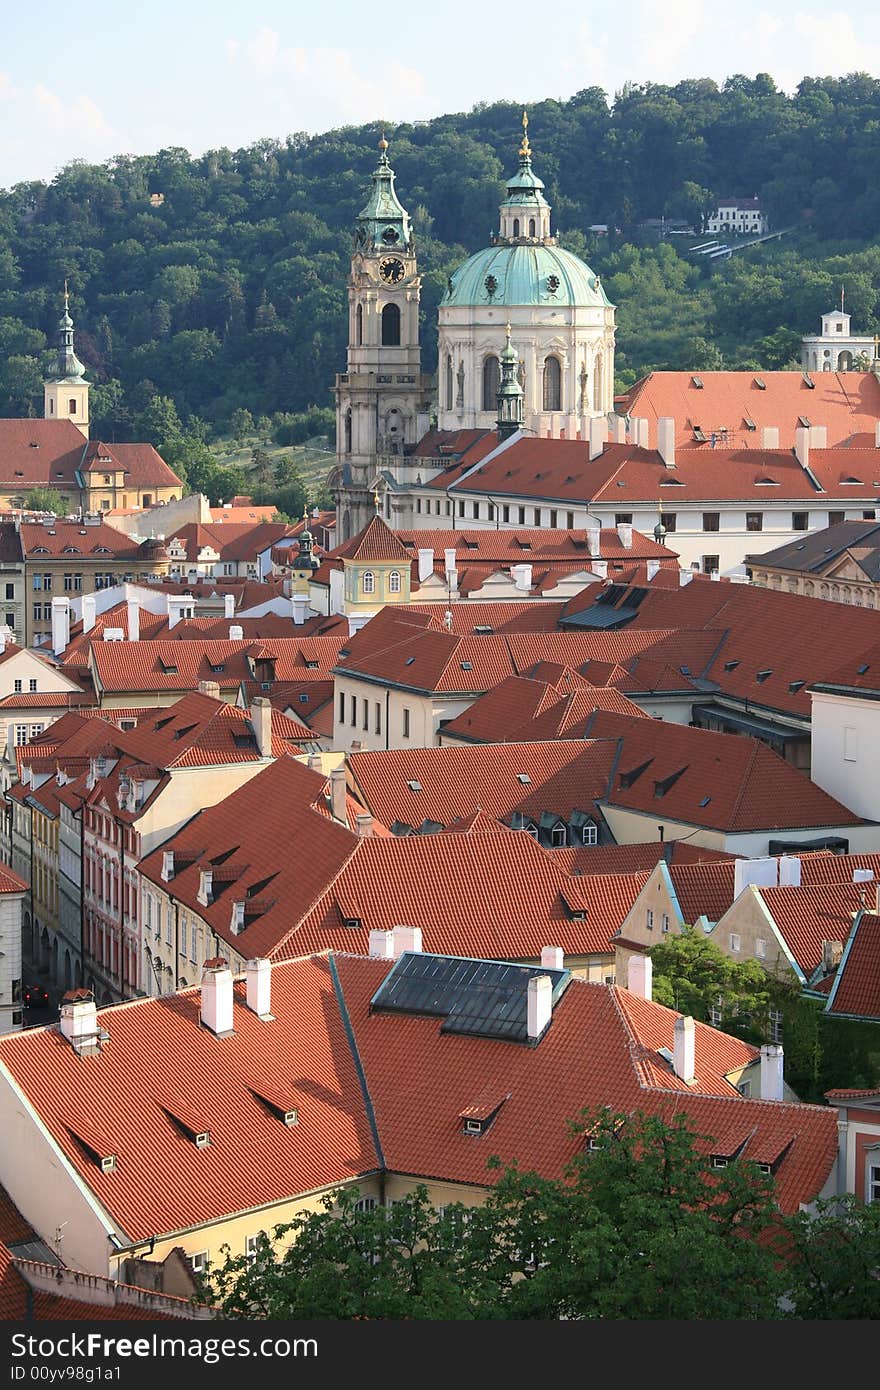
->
378, 126, 389, 153
373, 487, 381, 514
519, 109, 531, 158
63, 279, 69, 309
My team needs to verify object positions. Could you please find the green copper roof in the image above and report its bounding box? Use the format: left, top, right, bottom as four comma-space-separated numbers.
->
355, 139, 412, 253
442, 243, 610, 309
49, 287, 86, 382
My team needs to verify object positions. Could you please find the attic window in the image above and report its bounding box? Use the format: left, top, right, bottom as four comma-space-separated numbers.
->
160, 663, 179, 675
517, 773, 531, 784
472, 625, 494, 634
653, 766, 686, 798
789, 680, 806, 693
699, 795, 711, 807
342, 915, 362, 930
857, 663, 869, 675
754, 377, 766, 389
744, 417, 756, 431
460, 661, 473, 671
304, 659, 319, 669
755, 476, 779, 485
802, 372, 815, 389
407, 780, 422, 792
724, 660, 740, 671
841, 477, 863, 485
798, 416, 811, 429
691, 376, 703, 388
405, 656, 416, 665
755, 669, 772, 683
692, 427, 707, 443
618, 757, 652, 790
209, 664, 225, 674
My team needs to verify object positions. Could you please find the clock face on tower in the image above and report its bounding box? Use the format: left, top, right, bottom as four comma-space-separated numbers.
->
379, 257, 406, 285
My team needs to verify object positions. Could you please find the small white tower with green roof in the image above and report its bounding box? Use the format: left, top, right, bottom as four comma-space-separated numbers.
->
44, 283, 89, 438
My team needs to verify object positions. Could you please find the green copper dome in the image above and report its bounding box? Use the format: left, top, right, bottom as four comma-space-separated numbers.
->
442, 243, 610, 309
354, 137, 412, 253
50, 285, 86, 382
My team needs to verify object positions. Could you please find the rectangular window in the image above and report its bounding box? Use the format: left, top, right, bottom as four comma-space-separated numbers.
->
189, 1251, 208, 1273
566, 513, 575, 529
646, 909, 654, 930
43, 604, 51, 621
518, 507, 526, 524
165, 904, 172, 946
661, 913, 670, 933
863, 510, 876, 521
709, 997, 723, 1026
74, 574, 82, 591
338, 691, 345, 724
488, 503, 495, 521
662, 513, 677, 532
32, 604, 41, 621
32, 576, 42, 591
471, 502, 479, 519
550, 510, 557, 527
769, 1008, 783, 1044
63, 573, 73, 591
868, 1163, 880, 1204
844, 726, 858, 762
755, 937, 766, 959
702, 555, 719, 574
246, 1234, 260, 1266
29, 679, 37, 692
828, 511, 845, 527
362, 701, 369, 732
457, 501, 465, 517
4, 584, 12, 600
375, 702, 381, 736
729, 933, 741, 953
350, 696, 357, 727
13, 680, 22, 693
402, 708, 411, 739
702, 512, 720, 532
14, 725, 28, 746
502, 506, 510, 523
615, 513, 633, 525
746, 512, 763, 532
792, 511, 808, 531
415, 497, 422, 514
5, 614, 13, 629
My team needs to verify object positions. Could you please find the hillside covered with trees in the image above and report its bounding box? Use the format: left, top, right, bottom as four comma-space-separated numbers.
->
2, 73, 880, 478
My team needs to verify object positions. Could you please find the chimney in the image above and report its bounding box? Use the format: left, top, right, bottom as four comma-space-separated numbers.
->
710, 570, 721, 581
822, 939, 844, 972
527, 974, 553, 1040
810, 424, 827, 449
646, 560, 660, 581
540, 945, 564, 970
166, 596, 188, 630
228, 624, 244, 641
610, 414, 627, 444
161, 850, 174, 881
632, 417, 649, 448
447, 567, 459, 598
417, 549, 434, 583
875, 421, 880, 448
616, 523, 633, 550
200, 958, 234, 1037
794, 425, 810, 468
369, 929, 394, 959
587, 526, 601, 557
778, 855, 801, 887
592, 559, 608, 579
759, 1043, 784, 1102
126, 599, 139, 643
852, 867, 874, 883
356, 813, 373, 838
82, 594, 96, 633
329, 767, 348, 823
59, 990, 100, 1054
51, 596, 71, 656
875, 880, 880, 915
628, 953, 653, 1000
197, 867, 213, 906
251, 696, 273, 758
673, 1015, 696, 1083
679, 569, 693, 587
307, 753, 323, 772
511, 563, 533, 592
760, 426, 779, 449
391, 924, 423, 958
198, 680, 220, 699
291, 595, 309, 625
657, 417, 676, 469
589, 415, 607, 460
224, 593, 236, 619
245, 958, 272, 1019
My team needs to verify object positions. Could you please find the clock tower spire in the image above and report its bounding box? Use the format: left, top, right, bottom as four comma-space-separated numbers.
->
332, 135, 432, 541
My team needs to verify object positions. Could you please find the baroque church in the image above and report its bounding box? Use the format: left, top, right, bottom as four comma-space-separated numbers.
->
332, 116, 616, 540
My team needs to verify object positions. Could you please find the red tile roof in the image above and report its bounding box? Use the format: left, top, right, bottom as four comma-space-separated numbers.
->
168, 521, 294, 564
554, 841, 737, 876
826, 911, 880, 1019
406, 601, 564, 633
91, 635, 347, 696
0, 419, 87, 489
619, 370, 880, 452
752, 882, 864, 976
332, 515, 413, 562
19, 518, 161, 561
396, 526, 678, 564
0, 861, 28, 895
81, 439, 182, 488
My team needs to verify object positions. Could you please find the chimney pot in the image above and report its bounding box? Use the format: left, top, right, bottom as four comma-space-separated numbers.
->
356, 813, 373, 838
126, 600, 140, 643
657, 417, 676, 469
417, 549, 435, 583
224, 593, 235, 619
760, 426, 779, 449
759, 1043, 784, 1102
540, 945, 564, 970
673, 1015, 696, 1083
875, 421, 880, 449
589, 415, 607, 460
628, 953, 653, 1001
646, 560, 660, 581
59, 990, 100, 1053
81, 594, 96, 633
679, 570, 693, 587
527, 974, 553, 1040
587, 526, 601, 557
329, 767, 348, 824
251, 696, 273, 758
391, 924, 423, 958
592, 558, 608, 580
616, 523, 633, 550
200, 959, 234, 1036
51, 596, 71, 656
369, 929, 394, 959
794, 425, 810, 469
291, 595, 309, 625
229, 624, 244, 641
245, 957, 272, 1019
610, 414, 627, 444
198, 680, 220, 699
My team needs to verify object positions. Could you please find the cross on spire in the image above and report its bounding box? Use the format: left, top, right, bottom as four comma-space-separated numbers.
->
63, 279, 69, 310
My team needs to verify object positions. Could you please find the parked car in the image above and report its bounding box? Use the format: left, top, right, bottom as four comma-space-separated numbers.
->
23, 983, 49, 1008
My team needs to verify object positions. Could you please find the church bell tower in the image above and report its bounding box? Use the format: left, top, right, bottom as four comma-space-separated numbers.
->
44, 283, 89, 439
333, 137, 433, 541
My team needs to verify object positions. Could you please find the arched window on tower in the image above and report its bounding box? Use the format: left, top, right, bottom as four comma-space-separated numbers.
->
69, 398, 78, 415
445, 354, 453, 411
512, 218, 520, 239
381, 303, 400, 346
389, 570, 401, 593
543, 356, 562, 412
529, 218, 536, 238
482, 355, 501, 411
362, 570, 375, 594
356, 303, 363, 346
344, 408, 352, 454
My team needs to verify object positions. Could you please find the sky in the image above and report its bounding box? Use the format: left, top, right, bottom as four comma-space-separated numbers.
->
1, 1, 879, 189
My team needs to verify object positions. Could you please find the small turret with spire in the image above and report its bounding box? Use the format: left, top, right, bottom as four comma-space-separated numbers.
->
497, 111, 553, 244
44, 282, 90, 437
496, 324, 524, 439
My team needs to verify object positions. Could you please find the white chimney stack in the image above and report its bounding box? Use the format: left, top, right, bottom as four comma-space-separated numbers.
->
224, 593, 236, 619
229, 624, 244, 641
589, 415, 607, 460
251, 696, 273, 758
778, 856, 802, 887
587, 526, 601, 557
657, 417, 676, 469
628, 953, 653, 1001
646, 560, 660, 581
51, 596, 71, 656
369, 929, 394, 959
592, 559, 608, 579
59, 990, 100, 1054
794, 425, 810, 469
307, 753, 323, 772
810, 424, 827, 449
540, 945, 564, 971
198, 680, 220, 699
511, 563, 533, 592
616, 524, 633, 550
632, 417, 649, 448
527, 974, 553, 1040
291, 595, 309, 625
875, 421, 880, 448
610, 414, 627, 444
444, 547, 457, 576
875, 881, 880, 915
356, 813, 373, 838
161, 850, 174, 881
447, 567, 459, 597
126, 599, 139, 643
673, 1015, 696, 1083
759, 1043, 784, 1102
679, 570, 693, 587
418, 549, 435, 583
760, 426, 779, 449
329, 767, 348, 824
245, 958, 272, 1019
852, 867, 874, 883
391, 924, 423, 958
82, 594, 96, 633
200, 959, 234, 1036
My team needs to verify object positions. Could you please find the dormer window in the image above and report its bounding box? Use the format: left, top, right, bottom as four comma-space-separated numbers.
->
161, 850, 174, 881
230, 900, 245, 934
197, 868, 213, 906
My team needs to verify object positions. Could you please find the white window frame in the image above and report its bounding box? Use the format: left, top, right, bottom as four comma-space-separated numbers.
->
729, 932, 741, 953
189, 1250, 208, 1273
362, 570, 375, 595
867, 1155, 880, 1204
389, 570, 401, 594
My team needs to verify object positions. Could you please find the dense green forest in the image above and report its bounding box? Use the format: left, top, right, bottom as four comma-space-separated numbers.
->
2, 72, 880, 473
